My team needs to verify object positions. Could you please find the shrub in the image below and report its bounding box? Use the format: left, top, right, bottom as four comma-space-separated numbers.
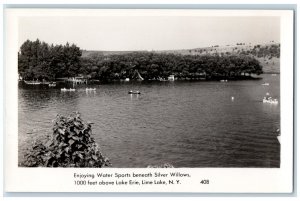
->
21, 112, 110, 167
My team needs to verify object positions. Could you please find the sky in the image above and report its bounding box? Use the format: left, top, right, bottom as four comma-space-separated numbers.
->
18, 16, 280, 51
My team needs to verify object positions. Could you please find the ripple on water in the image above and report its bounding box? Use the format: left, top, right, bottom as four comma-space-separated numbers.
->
18, 75, 280, 167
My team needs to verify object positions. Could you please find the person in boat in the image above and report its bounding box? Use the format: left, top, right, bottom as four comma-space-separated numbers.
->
129, 90, 140, 94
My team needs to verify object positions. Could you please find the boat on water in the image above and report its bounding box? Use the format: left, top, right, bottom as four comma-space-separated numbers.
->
86, 88, 96, 91
220, 80, 228, 82
277, 135, 281, 144
49, 82, 56, 87
262, 82, 270, 86
61, 88, 76, 92
276, 129, 281, 144
24, 80, 42, 85
24, 80, 54, 85
128, 90, 141, 94
263, 97, 278, 104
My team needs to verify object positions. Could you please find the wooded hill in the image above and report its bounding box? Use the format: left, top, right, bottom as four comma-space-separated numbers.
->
18, 39, 275, 81
158, 42, 280, 73
83, 42, 280, 73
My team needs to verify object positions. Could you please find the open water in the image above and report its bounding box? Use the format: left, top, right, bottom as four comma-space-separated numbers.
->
18, 74, 280, 167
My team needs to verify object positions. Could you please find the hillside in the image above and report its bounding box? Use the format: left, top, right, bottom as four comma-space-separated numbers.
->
81, 50, 143, 57
158, 42, 280, 73
82, 42, 280, 73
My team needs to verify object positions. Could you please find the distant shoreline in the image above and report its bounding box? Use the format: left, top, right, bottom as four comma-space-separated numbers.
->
19, 39, 279, 82
19, 75, 267, 86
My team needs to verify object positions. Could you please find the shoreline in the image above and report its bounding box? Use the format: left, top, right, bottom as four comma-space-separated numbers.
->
19, 75, 267, 85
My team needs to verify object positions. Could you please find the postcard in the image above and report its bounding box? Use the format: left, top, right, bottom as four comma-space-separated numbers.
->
4, 8, 294, 193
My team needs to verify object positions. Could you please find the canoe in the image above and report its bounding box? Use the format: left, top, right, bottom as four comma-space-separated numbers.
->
61, 88, 76, 92
128, 91, 141, 94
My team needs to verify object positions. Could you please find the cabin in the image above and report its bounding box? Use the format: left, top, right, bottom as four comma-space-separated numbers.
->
168, 75, 175, 81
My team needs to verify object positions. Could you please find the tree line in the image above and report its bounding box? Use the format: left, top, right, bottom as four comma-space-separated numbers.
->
18, 39, 263, 81
18, 39, 82, 80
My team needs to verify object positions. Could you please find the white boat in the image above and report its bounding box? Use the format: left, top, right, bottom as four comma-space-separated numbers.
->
61, 88, 76, 92
276, 129, 281, 144
49, 82, 56, 87
262, 83, 269, 86
277, 135, 281, 144
24, 80, 41, 85
220, 80, 228, 82
125, 78, 130, 81
263, 97, 278, 104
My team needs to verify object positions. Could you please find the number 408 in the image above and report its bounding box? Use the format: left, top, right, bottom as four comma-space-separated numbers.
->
200, 180, 209, 184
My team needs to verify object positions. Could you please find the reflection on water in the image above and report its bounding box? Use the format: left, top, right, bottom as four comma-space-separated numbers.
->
18, 74, 280, 167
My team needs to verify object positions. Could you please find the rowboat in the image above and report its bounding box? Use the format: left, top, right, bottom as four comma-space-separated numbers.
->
128, 90, 141, 94
49, 82, 56, 87
61, 88, 75, 92
24, 80, 41, 85
263, 97, 278, 104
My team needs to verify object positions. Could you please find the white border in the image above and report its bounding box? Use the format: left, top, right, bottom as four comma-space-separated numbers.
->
4, 9, 294, 193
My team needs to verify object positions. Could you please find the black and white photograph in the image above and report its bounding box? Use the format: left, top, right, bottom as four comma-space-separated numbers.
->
4, 8, 294, 193
17, 14, 281, 168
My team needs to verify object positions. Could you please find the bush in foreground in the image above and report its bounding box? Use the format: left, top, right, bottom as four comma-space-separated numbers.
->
21, 112, 110, 167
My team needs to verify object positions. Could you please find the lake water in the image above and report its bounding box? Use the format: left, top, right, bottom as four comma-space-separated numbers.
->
18, 74, 280, 167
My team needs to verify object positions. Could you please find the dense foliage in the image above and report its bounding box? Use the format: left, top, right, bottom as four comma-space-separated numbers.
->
18, 39, 82, 80
80, 52, 263, 81
18, 39, 263, 81
21, 112, 110, 167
